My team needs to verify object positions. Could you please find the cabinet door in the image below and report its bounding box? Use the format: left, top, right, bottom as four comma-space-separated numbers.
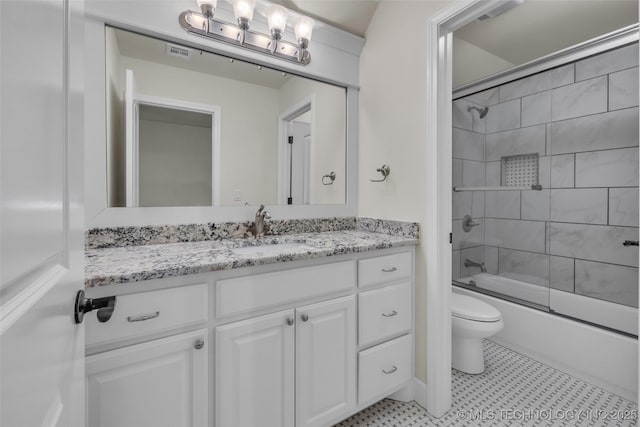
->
86, 329, 208, 427
216, 310, 295, 427
296, 296, 356, 427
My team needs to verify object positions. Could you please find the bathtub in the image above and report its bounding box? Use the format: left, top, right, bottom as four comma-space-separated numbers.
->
453, 275, 638, 402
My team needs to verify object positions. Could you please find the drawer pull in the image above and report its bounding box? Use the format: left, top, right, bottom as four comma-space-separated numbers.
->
382, 310, 398, 318
381, 267, 398, 273
127, 311, 160, 322
382, 365, 398, 375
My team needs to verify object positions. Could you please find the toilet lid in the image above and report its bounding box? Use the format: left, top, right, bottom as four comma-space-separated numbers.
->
452, 293, 502, 322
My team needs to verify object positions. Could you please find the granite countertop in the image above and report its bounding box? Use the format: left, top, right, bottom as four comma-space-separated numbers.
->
85, 230, 418, 287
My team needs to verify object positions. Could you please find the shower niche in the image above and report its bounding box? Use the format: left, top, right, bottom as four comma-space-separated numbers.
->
500, 153, 541, 190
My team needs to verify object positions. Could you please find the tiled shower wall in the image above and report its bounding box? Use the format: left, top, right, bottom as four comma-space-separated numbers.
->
452, 43, 640, 308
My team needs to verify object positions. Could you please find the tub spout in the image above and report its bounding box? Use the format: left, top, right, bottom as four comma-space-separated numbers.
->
464, 259, 486, 273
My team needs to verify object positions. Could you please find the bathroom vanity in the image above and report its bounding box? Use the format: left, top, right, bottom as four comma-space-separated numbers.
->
78, 2, 414, 425
83, 223, 417, 427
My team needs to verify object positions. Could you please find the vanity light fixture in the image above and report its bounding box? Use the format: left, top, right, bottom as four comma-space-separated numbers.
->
179, 0, 314, 65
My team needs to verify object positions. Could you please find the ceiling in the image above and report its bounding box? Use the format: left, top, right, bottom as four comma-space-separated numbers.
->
113, 28, 292, 89
455, 0, 638, 67
270, 0, 379, 37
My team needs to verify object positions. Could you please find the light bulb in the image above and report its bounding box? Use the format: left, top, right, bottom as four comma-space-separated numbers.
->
294, 16, 314, 43
232, 0, 256, 22
267, 5, 288, 35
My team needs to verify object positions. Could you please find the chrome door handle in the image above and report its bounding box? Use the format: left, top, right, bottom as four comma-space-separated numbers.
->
382, 310, 398, 317
127, 311, 160, 322
382, 267, 397, 273
623, 240, 639, 246
382, 365, 398, 374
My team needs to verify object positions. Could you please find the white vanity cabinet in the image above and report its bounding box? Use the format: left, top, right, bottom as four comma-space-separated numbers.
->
84, 285, 210, 427
296, 296, 357, 427
216, 309, 296, 427
85, 329, 209, 427
217, 295, 356, 427
85, 247, 415, 427
357, 251, 414, 406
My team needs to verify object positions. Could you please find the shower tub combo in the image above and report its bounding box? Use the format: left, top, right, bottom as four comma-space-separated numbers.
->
451, 29, 639, 402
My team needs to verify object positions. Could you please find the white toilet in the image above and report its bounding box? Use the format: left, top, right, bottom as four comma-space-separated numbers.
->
451, 292, 504, 374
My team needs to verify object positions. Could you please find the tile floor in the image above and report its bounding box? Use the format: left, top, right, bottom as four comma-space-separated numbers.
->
336, 340, 638, 426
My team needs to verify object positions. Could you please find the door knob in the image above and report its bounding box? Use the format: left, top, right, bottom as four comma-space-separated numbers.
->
74, 290, 116, 324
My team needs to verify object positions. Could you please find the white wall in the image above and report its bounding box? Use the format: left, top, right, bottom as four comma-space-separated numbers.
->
116, 56, 280, 206
359, 0, 453, 383
452, 36, 515, 88
138, 119, 212, 206
278, 78, 346, 205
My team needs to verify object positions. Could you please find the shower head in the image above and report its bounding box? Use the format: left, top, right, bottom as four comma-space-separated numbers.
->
467, 105, 489, 118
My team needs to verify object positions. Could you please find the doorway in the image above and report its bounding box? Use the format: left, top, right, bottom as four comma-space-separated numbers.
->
278, 97, 315, 205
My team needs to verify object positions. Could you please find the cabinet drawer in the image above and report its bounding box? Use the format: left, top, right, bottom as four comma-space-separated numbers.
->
358, 334, 412, 404
359, 282, 411, 346
216, 261, 355, 318
86, 284, 208, 348
358, 252, 412, 288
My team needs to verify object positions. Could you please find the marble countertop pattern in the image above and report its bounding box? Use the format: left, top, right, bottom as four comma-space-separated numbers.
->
85, 230, 418, 287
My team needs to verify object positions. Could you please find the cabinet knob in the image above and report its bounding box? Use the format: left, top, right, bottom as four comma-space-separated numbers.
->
286, 317, 295, 326
194, 339, 205, 350
301, 314, 309, 322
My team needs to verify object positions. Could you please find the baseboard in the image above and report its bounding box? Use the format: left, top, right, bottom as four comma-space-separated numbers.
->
412, 377, 428, 409
388, 381, 415, 402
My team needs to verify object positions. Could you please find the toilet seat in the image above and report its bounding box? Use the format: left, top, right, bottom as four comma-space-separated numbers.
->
452, 293, 501, 322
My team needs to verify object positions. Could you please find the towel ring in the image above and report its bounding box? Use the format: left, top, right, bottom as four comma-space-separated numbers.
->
322, 172, 336, 185
370, 165, 390, 182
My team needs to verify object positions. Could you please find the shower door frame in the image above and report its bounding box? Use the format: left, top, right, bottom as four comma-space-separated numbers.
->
424, 0, 640, 417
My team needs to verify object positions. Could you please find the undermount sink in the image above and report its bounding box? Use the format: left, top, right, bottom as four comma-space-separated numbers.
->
230, 242, 313, 257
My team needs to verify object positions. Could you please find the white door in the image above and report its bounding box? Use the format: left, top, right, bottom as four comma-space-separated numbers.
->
288, 121, 311, 205
296, 296, 357, 427
125, 69, 139, 207
86, 329, 209, 427
216, 309, 295, 427
1, 0, 85, 426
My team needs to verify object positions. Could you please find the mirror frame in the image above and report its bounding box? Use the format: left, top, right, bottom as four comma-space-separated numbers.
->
84, 2, 363, 227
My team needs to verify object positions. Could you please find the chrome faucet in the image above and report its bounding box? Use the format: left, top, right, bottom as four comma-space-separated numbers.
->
464, 258, 486, 273
254, 204, 271, 238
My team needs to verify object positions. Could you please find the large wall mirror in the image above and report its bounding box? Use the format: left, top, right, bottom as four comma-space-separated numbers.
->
105, 27, 347, 208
